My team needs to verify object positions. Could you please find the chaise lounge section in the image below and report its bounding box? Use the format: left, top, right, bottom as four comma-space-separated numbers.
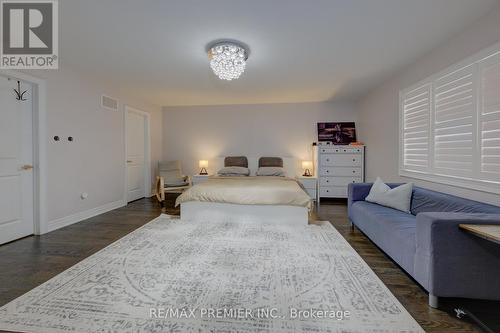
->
348, 183, 500, 308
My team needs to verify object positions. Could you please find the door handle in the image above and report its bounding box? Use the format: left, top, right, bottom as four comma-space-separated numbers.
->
21, 164, 33, 170
127, 160, 133, 163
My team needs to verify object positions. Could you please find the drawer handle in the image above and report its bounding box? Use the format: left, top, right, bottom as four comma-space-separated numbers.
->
343, 149, 346, 152
326, 180, 329, 183
353, 159, 356, 161
326, 170, 329, 173
352, 170, 355, 173
326, 190, 329, 193
326, 159, 330, 162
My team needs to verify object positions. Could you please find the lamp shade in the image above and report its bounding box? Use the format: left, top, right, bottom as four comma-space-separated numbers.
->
302, 160, 312, 169
199, 160, 208, 168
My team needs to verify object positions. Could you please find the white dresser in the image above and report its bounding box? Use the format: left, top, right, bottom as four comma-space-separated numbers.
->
317, 144, 365, 202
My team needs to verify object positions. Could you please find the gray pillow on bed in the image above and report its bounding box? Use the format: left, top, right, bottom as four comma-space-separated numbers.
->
218, 166, 250, 176
256, 167, 286, 177
258, 157, 283, 168
224, 156, 248, 168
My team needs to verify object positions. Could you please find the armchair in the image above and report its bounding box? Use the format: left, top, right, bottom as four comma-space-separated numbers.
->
155, 160, 191, 205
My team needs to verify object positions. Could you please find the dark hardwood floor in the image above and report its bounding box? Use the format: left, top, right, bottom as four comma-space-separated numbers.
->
0, 196, 498, 332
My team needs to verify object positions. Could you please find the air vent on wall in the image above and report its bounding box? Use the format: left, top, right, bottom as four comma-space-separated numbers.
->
101, 95, 118, 111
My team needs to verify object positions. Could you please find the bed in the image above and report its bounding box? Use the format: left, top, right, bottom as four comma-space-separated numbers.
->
176, 157, 311, 225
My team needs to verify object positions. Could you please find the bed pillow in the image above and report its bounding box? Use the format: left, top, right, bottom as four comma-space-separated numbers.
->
365, 177, 413, 213
217, 166, 250, 177
256, 167, 286, 177
258, 157, 283, 168
224, 156, 248, 168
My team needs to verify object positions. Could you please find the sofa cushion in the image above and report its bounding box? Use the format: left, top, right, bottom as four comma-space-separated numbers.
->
410, 187, 500, 215
365, 177, 413, 213
350, 201, 417, 275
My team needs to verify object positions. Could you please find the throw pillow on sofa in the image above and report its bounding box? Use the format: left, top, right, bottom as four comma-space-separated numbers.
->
365, 177, 413, 213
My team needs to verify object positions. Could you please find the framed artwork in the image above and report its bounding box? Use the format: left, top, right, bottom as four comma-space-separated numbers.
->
317, 122, 357, 144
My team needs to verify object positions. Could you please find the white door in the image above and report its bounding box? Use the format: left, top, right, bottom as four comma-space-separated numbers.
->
126, 108, 147, 202
0, 76, 34, 244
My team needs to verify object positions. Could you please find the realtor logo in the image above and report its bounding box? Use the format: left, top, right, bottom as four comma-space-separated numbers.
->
1, 0, 58, 69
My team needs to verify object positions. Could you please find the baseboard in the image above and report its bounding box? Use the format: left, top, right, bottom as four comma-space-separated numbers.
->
48, 199, 126, 232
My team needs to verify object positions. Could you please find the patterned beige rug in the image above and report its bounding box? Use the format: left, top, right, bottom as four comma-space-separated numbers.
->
0, 215, 423, 332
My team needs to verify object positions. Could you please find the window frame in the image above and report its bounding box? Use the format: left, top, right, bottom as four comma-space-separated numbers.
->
399, 41, 500, 195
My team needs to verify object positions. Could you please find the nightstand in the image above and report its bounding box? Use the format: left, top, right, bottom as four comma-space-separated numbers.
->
192, 174, 210, 185
296, 176, 318, 201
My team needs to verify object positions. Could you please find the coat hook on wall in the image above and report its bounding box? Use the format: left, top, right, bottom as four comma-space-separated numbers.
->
14, 81, 28, 101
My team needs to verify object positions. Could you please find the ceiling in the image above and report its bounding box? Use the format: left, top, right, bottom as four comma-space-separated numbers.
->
60, 0, 500, 106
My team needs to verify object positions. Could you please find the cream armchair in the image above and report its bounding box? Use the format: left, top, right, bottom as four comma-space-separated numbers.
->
155, 160, 191, 204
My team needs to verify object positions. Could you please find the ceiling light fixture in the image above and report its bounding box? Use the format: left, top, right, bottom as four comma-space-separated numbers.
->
207, 41, 248, 81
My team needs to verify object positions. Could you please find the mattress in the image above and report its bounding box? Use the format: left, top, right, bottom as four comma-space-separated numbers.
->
175, 176, 311, 209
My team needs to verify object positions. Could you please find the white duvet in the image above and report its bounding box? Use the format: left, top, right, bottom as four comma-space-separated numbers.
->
175, 176, 311, 209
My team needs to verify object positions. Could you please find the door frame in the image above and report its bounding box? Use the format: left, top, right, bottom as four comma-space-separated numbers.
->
124, 105, 151, 202
0, 69, 48, 235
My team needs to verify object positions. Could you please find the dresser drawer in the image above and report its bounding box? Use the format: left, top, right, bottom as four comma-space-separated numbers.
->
319, 186, 347, 198
319, 147, 363, 154
320, 177, 362, 186
320, 154, 362, 167
319, 167, 362, 177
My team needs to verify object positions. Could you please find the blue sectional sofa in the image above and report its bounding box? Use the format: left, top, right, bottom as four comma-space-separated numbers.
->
348, 183, 500, 308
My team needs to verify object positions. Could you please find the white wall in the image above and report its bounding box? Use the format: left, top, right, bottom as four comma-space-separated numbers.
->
357, 6, 500, 205
22, 65, 162, 229
162, 102, 357, 175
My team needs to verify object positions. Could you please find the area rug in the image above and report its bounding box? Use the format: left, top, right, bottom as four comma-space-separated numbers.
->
0, 215, 423, 332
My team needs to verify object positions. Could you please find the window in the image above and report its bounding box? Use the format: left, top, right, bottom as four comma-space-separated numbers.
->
400, 43, 500, 194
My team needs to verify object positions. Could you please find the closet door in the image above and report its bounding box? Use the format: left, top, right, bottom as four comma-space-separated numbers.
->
0, 77, 34, 244
126, 108, 146, 202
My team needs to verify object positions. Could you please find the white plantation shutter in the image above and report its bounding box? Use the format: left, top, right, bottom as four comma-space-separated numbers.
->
400, 44, 500, 194
433, 65, 475, 177
479, 52, 500, 179
402, 84, 431, 172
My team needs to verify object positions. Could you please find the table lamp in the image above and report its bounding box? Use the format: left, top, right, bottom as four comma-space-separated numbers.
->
199, 160, 208, 175
302, 160, 312, 177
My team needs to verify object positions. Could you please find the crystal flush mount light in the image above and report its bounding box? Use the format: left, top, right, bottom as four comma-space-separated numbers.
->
207, 41, 249, 81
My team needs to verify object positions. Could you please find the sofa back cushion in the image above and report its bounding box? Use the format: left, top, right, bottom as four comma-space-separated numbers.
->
410, 187, 500, 215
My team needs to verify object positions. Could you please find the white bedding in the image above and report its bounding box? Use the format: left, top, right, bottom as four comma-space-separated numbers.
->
175, 176, 312, 209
